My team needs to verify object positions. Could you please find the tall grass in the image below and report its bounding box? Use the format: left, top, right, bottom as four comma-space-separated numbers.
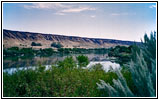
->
97, 32, 156, 97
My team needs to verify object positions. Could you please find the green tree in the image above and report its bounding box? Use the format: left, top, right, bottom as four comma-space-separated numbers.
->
31, 42, 42, 46
76, 55, 89, 67
51, 42, 63, 48
58, 56, 76, 69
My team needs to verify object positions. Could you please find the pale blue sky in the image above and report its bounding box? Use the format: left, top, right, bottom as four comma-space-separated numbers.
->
3, 3, 157, 41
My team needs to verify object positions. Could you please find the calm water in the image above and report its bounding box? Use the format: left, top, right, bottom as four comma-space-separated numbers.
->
3, 53, 120, 74
3, 54, 108, 69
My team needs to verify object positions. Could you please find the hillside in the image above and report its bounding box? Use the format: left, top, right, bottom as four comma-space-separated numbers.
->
3, 29, 137, 49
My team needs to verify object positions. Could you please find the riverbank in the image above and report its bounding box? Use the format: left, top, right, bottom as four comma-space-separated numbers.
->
3, 45, 133, 69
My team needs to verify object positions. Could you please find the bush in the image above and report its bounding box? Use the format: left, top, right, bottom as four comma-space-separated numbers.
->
38, 48, 54, 56
51, 42, 63, 48
20, 48, 34, 56
31, 42, 42, 46
91, 63, 103, 71
31, 42, 36, 46
108, 45, 134, 65
97, 32, 156, 97
3, 47, 20, 57
76, 55, 89, 67
3, 47, 56, 58
58, 56, 76, 69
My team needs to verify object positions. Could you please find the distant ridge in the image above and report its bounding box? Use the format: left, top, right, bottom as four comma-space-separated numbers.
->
3, 29, 140, 49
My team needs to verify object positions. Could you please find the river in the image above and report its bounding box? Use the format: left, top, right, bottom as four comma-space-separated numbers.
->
3, 53, 120, 74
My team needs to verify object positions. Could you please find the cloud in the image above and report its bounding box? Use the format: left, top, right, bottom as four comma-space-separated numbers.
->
23, 3, 96, 15
149, 5, 156, 8
61, 6, 96, 13
24, 3, 72, 9
55, 12, 65, 15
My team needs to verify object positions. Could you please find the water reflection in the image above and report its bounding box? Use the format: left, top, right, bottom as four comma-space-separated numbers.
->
3, 54, 108, 69
3, 53, 120, 74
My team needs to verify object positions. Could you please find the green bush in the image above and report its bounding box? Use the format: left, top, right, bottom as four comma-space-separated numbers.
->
91, 63, 103, 71
58, 56, 76, 69
76, 55, 89, 67
38, 48, 54, 56
108, 45, 133, 65
31, 42, 42, 46
3, 47, 56, 58
51, 42, 63, 48
3, 47, 20, 57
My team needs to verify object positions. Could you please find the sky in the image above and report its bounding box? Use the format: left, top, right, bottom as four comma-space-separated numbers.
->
3, 2, 157, 41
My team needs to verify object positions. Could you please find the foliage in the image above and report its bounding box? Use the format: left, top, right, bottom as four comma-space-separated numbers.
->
3, 47, 56, 58
129, 51, 155, 96
97, 32, 156, 97
108, 46, 132, 65
4, 47, 108, 59
3, 47, 34, 57
58, 56, 76, 69
57, 48, 108, 54
97, 69, 134, 97
3, 47, 20, 57
31, 42, 42, 46
90, 63, 103, 71
3, 57, 118, 97
108, 46, 131, 57
142, 31, 156, 72
51, 42, 63, 48
20, 48, 34, 56
76, 55, 89, 67
38, 48, 55, 57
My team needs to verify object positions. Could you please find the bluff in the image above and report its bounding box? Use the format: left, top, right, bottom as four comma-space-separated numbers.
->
3, 29, 138, 49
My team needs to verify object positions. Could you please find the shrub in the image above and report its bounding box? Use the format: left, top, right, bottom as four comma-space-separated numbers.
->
108, 45, 133, 65
20, 48, 34, 57
31, 42, 42, 46
58, 56, 76, 69
51, 42, 63, 48
90, 63, 103, 71
97, 32, 156, 97
3, 47, 20, 57
76, 55, 89, 67
39, 48, 54, 56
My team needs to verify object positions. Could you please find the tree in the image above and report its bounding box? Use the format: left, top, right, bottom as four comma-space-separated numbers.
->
58, 56, 76, 69
51, 42, 63, 48
31, 42, 42, 46
76, 55, 89, 67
